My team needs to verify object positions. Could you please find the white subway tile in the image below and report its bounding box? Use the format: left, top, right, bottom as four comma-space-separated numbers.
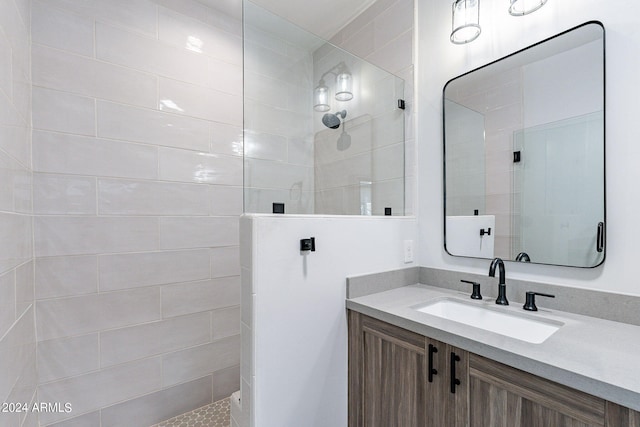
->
212, 364, 239, 402
0, 30, 11, 100
100, 313, 210, 367
0, 92, 31, 169
0, 150, 31, 213
100, 376, 212, 427
161, 277, 240, 318
207, 57, 242, 96
0, 92, 30, 168
365, 29, 413, 75
96, 22, 209, 86
98, 179, 211, 216
41, 0, 157, 36
0, 307, 35, 405
162, 335, 240, 387
97, 101, 210, 152
158, 8, 242, 66
33, 131, 158, 179
158, 147, 242, 185
33, 174, 97, 215
34, 216, 158, 257
98, 249, 210, 291
0, 212, 32, 275
159, 217, 239, 249
210, 186, 243, 216
32, 1, 94, 56
32, 44, 158, 108
36, 287, 161, 341
44, 411, 101, 427
211, 246, 240, 278
15, 260, 34, 315
372, 143, 404, 181
240, 322, 251, 381
32, 87, 95, 135
244, 131, 287, 162
212, 305, 240, 340
158, 78, 242, 125
156, 0, 241, 34
373, 0, 414, 52
37, 334, 100, 383
210, 121, 243, 157
38, 357, 162, 425
35, 255, 98, 299
0, 270, 15, 339
244, 158, 313, 190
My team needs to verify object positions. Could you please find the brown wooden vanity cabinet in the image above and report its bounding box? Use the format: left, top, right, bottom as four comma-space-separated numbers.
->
348, 311, 466, 427
348, 310, 640, 427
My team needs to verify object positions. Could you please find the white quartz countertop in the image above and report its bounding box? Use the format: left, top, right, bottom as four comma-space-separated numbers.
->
346, 283, 640, 411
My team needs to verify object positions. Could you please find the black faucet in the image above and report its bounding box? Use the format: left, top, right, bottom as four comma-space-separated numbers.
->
515, 252, 531, 262
488, 257, 508, 305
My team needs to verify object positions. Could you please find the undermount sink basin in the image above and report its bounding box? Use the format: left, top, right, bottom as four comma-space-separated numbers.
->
413, 298, 563, 344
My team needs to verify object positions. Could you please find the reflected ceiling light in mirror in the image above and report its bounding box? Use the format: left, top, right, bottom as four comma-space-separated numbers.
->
185, 35, 203, 53
508, 0, 547, 16
450, 0, 481, 44
313, 80, 330, 112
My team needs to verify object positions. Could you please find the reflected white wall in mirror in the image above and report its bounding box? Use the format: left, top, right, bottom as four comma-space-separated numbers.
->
443, 21, 605, 268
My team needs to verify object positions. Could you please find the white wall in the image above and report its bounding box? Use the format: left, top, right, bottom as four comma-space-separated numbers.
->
240, 214, 418, 427
417, 0, 639, 295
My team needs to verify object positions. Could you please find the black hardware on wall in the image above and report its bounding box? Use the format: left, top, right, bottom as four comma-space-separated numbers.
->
450, 352, 461, 394
428, 344, 438, 382
513, 151, 521, 163
273, 203, 285, 214
597, 222, 605, 253
480, 228, 491, 237
397, 99, 406, 110
474, 209, 479, 216
460, 280, 482, 300
384, 207, 392, 216
300, 237, 315, 252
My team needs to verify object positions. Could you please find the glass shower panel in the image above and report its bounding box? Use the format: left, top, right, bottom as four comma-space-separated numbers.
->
243, 0, 405, 215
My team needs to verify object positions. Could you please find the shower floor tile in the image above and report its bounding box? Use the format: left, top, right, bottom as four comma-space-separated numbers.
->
151, 397, 230, 427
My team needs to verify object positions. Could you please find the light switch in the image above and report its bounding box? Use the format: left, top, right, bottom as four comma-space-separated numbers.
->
404, 240, 414, 263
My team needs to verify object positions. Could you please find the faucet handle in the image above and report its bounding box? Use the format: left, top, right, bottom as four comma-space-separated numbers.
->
523, 291, 555, 311
460, 280, 482, 300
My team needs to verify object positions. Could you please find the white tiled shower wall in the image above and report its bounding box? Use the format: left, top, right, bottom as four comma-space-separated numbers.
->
329, 0, 415, 215
0, 0, 37, 425
31, 0, 243, 425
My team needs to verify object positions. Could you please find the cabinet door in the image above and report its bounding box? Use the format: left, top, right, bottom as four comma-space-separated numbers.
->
425, 338, 468, 427
605, 402, 640, 427
469, 354, 605, 427
349, 311, 427, 427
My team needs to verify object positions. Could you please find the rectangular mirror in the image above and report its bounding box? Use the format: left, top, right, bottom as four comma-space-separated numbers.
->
443, 21, 605, 268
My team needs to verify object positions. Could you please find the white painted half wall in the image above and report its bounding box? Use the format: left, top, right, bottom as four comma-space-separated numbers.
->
239, 214, 417, 426
417, 0, 640, 295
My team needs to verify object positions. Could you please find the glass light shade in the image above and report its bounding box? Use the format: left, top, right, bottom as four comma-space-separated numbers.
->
508, 0, 547, 15
313, 82, 330, 112
450, 0, 481, 45
335, 73, 353, 101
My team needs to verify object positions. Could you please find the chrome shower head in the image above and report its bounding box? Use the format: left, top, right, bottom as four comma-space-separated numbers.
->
322, 110, 347, 129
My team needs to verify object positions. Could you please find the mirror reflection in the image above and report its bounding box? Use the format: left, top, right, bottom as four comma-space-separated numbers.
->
443, 21, 605, 268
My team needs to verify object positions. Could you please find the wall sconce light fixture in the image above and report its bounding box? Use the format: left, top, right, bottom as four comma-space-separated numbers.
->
508, 0, 547, 16
313, 62, 353, 112
450, 0, 481, 44
313, 81, 330, 112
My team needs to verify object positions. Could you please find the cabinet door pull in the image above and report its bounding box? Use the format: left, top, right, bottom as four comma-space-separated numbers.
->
450, 352, 461, 394
428, 344, 438, 382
